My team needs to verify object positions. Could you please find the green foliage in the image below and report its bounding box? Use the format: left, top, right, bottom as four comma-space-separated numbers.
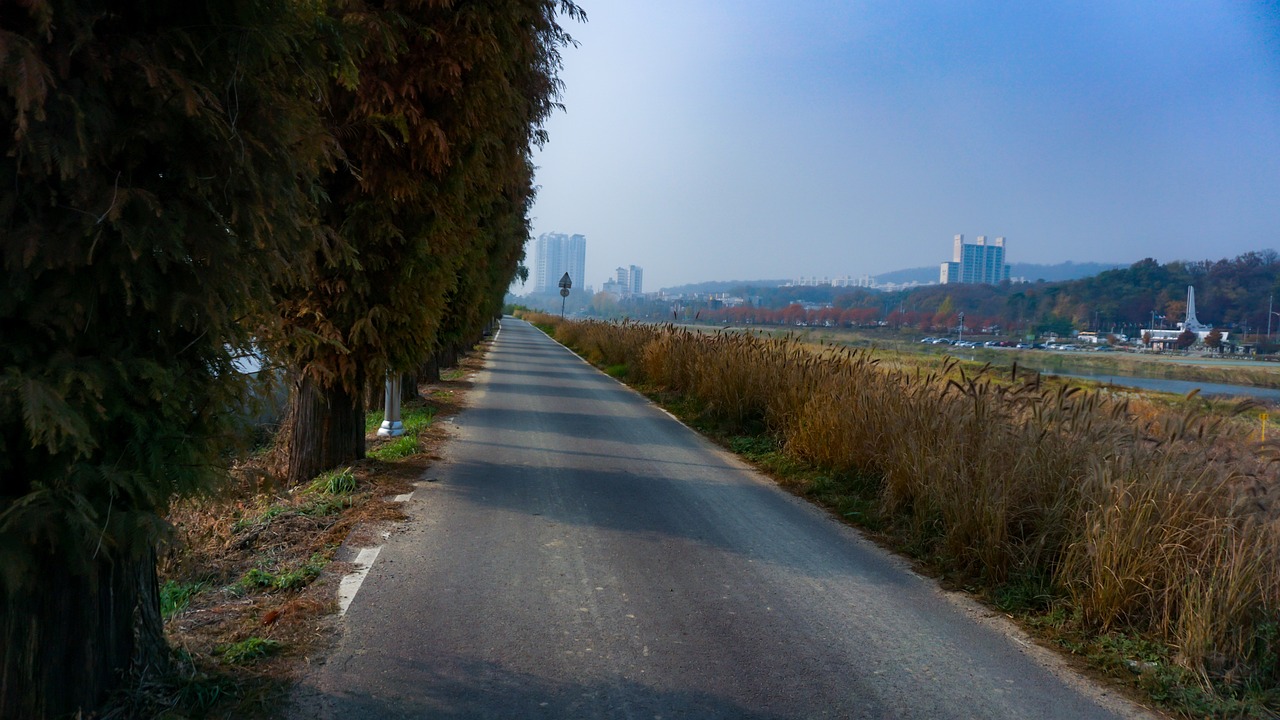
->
368, 435, 418, 461
216, 637, 282, 665
309, 467, 357, 495
160, 580, 209, 619
270, 0, 583, 486
368, 405, 433, 460
402, 406, 435, 435
0, 0, 335, 585
237, 553, 326, 593
669, 252, 1280, 339
274, 1, 582, 392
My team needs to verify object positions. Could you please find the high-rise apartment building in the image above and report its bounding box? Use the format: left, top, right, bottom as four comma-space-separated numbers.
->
606, 265, 644, 297
534, 232, 586, 293
940, 234, 1009, 285
627, 265, 643, 296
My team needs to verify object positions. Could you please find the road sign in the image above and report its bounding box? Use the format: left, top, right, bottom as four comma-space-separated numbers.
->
558, 273, 572, 316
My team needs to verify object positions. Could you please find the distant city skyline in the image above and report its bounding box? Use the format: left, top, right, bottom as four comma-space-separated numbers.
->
528, 1, 1280, 290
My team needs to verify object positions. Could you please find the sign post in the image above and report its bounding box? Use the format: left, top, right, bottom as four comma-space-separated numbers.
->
558, 272, 572, 317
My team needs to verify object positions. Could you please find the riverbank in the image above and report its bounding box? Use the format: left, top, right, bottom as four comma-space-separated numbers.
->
690, 323, 1280, 392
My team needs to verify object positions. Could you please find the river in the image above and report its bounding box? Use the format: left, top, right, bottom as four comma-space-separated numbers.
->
1039, 369, 1280, 403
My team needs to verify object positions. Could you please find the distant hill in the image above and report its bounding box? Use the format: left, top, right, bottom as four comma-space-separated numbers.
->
874, 261, 1123, 285
661, 262, 1123, 296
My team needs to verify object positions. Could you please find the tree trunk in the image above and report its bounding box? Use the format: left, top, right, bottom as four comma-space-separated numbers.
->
419, 356, 440, 385
286, 374, 365, 486
437, 346, 457, 372
366, 376, 384, 413
2, 544, 167, 719
400, 372, 418, 403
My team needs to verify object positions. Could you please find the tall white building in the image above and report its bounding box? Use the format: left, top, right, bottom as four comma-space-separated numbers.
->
534, 232, 586, 293
940, 234, 1009, 285
627, 265, 643, 296
605, 265, 644, 297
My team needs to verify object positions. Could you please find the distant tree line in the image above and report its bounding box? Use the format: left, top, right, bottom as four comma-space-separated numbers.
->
656, 253, 1280, 339
0, 1, 581, 715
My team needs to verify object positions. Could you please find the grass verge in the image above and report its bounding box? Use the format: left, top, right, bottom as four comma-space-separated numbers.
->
134, 344, 489, 719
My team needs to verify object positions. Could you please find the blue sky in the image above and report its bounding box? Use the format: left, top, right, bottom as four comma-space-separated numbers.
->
525, 1, 1280, 291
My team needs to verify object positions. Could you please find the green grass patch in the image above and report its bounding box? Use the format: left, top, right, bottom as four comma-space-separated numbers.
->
232, 491, 353, 532
308, 466, 357, 495
402, 405, 434, 433
237, 553, 328, 593
603, 363, 629, 379
368, 405, 433, 460
216, 637, 282, 665
160, 579, 209, 618
991, 572, 1059, 615
369, 434, 418, 460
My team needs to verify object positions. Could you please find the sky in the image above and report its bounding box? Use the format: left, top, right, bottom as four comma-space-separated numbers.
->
523, 1, 1280, 292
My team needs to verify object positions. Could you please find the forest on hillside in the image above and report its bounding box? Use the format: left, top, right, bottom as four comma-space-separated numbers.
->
619, 252, 1280, 338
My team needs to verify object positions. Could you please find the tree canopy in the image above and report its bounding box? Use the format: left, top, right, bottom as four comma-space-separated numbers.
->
1, 0, 580, 713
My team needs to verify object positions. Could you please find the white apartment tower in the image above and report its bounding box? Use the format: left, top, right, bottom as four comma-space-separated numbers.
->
608, 265, 644, 297
628, 265, 643, 296
940, 234, 1009, 285
534, 232, 586, 293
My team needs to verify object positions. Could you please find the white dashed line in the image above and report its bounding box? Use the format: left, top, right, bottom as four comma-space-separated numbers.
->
337, 546, 382, 616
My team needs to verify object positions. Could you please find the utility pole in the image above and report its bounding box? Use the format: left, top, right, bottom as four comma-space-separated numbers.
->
1269, 295, 1274, 340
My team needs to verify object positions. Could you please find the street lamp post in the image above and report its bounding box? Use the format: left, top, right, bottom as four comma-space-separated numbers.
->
957, 311, 965, 344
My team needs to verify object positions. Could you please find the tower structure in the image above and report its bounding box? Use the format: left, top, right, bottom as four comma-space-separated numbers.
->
1183, 285, 1210, 332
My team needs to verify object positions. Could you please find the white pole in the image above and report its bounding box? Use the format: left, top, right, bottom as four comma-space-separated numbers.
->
378, 372, 405, 437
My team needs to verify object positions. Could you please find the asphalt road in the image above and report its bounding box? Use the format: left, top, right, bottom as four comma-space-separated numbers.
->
290, 318, 1160, 720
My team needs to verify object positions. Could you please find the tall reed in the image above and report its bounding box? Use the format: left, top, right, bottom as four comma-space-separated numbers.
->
527, 314, 1280, 690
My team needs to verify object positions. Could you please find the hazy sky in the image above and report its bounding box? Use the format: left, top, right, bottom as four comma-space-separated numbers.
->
525, 1, 1280, 292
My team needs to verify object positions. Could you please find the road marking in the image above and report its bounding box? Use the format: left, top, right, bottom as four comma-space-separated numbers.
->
337, 546, 382, 616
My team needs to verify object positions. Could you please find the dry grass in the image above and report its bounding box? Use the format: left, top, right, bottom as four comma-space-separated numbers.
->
523, 311, 1280, 715
134, 345, 487, 719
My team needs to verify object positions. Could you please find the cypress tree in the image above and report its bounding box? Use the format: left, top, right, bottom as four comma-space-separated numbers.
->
0, 2, 332, 714
276, 0, 582, 485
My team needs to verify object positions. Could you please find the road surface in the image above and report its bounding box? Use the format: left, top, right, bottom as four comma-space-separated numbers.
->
290, 318, 1159, 719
